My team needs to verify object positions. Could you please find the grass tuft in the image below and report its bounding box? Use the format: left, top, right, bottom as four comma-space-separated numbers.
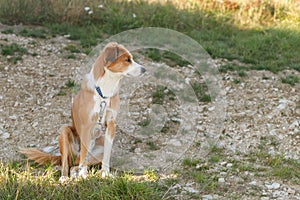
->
281, 75, 299, 86
0, 163, 168, 199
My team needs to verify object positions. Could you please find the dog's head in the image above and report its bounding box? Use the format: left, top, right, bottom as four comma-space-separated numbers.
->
93, 42, 146, 80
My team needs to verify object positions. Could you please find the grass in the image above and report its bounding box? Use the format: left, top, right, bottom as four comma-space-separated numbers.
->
0, 0, 299, 73
151, 86, 175, 104
0, 163, 168, 200
57, 79, 80, 96
281, 75, 299, 86
0, 43, 28, 63
190, 82, 211, 102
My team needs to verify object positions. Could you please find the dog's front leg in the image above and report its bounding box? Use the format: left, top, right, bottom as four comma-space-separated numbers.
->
78, 129, 93, 179
101, 120, 116, 177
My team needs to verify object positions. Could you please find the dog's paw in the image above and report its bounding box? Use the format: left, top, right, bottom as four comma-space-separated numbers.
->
70, 166, 79, 178
59, 176, 69, 184
78, 166, 88, 179
101, 170, 114, 179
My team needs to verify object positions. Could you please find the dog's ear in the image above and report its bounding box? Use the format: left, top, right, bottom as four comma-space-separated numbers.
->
104, 44, 119, 63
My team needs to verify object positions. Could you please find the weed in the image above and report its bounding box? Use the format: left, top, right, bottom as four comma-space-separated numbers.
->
1, 28, 13, 34
19, 28, 50, 39
151, 86, 176, 105
281, 75, 299, 86
233, 78, 241, 84
182, 158, 199, 167
64, 44, 81, 53
64, 54, 76, 59
1, 43, 27, 56
238, 70, 247, 77
57, 79, 79, 96
1, 43, 28, 63
191, 82, 211, 102
138, 118, 151, 127
146, 141, 160, 151
144, 168, 158, 182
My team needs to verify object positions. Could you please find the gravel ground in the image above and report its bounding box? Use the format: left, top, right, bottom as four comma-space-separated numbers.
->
0, 27, 300, 199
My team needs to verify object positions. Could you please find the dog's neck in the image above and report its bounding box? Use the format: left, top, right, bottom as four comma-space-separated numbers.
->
94, 68, 124, 98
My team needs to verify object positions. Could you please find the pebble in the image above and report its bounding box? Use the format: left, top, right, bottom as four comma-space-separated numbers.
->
183, 186, 199, 194
265, 182, 280, 190
202, 194, 213, 200
168, 139, 182, 146
218, 177, 225, 183
42, 146, 55, 153
249, 181, 257, 186
1, 132, 11, 139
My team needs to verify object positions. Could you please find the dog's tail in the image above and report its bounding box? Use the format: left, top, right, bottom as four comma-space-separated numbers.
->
20, 148, 61, 165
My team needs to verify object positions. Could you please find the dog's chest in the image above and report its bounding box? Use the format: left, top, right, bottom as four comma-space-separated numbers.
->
92, 95, 110, 124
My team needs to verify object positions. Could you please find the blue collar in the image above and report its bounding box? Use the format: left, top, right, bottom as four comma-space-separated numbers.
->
95, 86, 107, 99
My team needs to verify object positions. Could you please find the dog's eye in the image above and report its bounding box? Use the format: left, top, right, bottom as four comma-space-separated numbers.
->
125, 58, 131, 63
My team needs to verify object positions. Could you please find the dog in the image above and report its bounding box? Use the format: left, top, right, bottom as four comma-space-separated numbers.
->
20, 42, 146, 182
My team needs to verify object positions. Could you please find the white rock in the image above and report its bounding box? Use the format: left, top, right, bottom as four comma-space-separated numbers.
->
42, 146, 55, 153
249, 181, 257, 186
169, 139, 182, 146
218, 177, 225, 183
202, 194, 213, 200
184, 186, 199, 194
277, 99, 289, 110
1, 132, 10, 139
226, 163, 233, 167
272, 190, 288, 198
9, 115, 17, 120
265, 182, 280, 190
289, 121, 299, 130
260, 197, 269, 200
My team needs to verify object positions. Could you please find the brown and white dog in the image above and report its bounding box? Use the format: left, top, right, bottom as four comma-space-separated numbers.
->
20, 42, 146, 182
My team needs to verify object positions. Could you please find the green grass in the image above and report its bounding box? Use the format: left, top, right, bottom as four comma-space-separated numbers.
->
0, 43, 28, 63
0, 0, 299, 72
151, 86, 175, 104
19, 28, 51, 39
146, 141, 160, 151
191, 82, 211, 102
57, 79, 80, 96
281, 75, 299, 86
0, 163, 169, 200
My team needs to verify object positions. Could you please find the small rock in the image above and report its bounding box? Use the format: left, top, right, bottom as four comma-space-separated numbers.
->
287, 187, 295, 194
168, 139, 182, 147
32, 122, 39, 127
249, 181, 257, 186
1, 132, 10, 139
220, 161, 227, 166
183, 186, 199, 194
260, 197, 269, 200
289, 121, 299, 130
202, 194, 213, 200
226, 163, 233, 167
272, 190, 288, 198
134, 148, 141, 153
277, 99, 289, 110
9, 115, 17, 120
42, 146, 55, 153
218, 177, 225, 183
265, 182, 280, 190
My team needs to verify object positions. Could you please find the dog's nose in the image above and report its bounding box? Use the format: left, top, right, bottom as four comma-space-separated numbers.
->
141, 67, 146, 73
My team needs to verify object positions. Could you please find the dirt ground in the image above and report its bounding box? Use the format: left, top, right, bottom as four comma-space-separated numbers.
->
0, 26, 300, 199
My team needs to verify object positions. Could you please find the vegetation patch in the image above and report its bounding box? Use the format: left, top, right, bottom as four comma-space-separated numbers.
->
0, 43, 28, 63
0, 163, 168, 200
281, 75, 299, 86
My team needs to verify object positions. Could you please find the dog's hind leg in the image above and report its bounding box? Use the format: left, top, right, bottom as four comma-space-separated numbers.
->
58, 126, 78, 182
